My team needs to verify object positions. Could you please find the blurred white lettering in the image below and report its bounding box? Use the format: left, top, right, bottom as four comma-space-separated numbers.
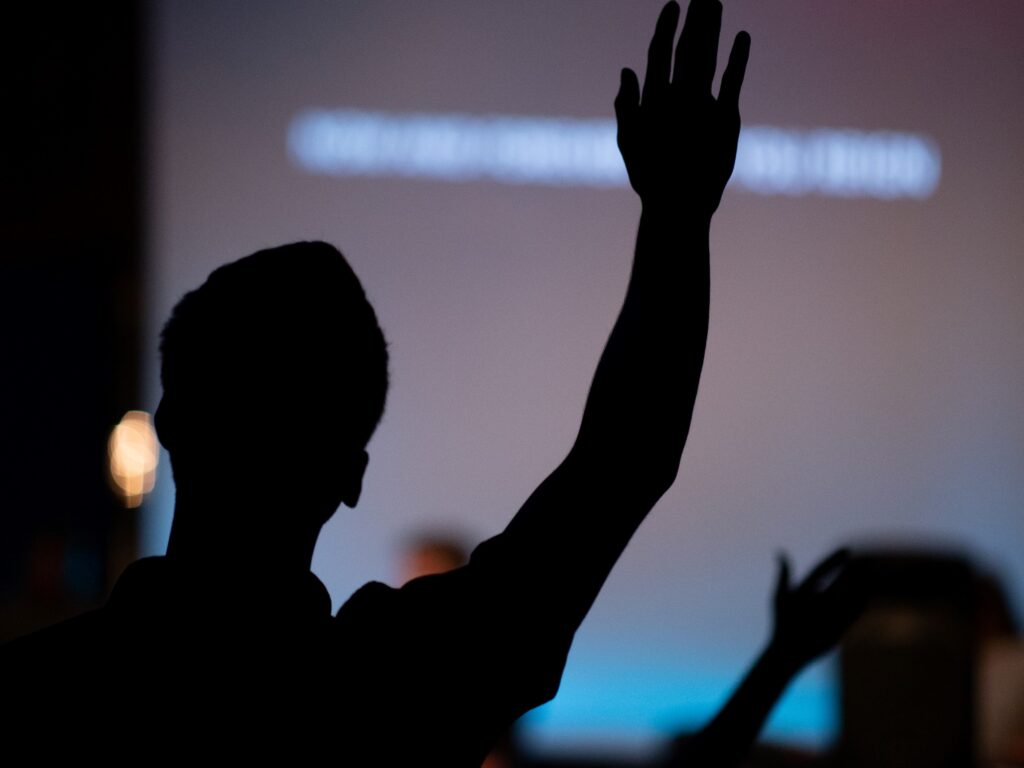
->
289, 110, 940, 199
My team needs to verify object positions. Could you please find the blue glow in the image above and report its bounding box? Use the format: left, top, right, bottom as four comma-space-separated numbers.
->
139, 450, 174, 557
288, 109, 940, 199
518, 658, 838, 760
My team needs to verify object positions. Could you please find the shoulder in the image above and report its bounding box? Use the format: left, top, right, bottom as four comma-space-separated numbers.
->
332, 551, 570, 694
335, 579, 398, 619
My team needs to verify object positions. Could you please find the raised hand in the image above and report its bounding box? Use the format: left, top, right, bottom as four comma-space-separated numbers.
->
769, 548, 868, 669
615, 0, 750, 217
667, 548, 865, 768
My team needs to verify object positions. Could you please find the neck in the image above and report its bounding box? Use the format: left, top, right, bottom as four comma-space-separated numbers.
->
165, 485, 323, 582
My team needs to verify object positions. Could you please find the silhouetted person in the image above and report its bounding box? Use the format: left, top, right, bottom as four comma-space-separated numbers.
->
667, 549, 868, 768
3, 1, 751, 763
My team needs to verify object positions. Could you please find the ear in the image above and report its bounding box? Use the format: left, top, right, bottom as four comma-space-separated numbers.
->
340, 449, 369, 508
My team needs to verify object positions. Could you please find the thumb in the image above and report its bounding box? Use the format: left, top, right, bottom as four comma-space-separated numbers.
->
774, 552, 791, 612
615, 68, 640, 140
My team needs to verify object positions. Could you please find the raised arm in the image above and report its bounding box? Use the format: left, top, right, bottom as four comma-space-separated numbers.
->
495, 0, 751, 627
398, 4, 752, 754
579, 0, 749, 507
668, 549, 868, 768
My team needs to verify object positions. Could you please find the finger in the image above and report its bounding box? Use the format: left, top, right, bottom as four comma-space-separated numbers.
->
615, 68, 641, 170
774, 552, 791, 604
802, 547, 852, 591
615, 68, 641, 128
642, 1, 681, 105
674, 0, 722, 94
718, 31, 751, 111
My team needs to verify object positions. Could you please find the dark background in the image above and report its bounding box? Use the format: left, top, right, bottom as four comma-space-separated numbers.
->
2, 3, 143, 637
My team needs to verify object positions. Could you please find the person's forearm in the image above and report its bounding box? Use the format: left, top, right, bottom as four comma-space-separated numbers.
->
672, 643, 802, 768
572, 203, 711, 502
495, 204, 713, 629
490, 0, 747, 640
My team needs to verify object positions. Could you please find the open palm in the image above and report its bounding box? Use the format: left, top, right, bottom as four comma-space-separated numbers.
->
615, 0, 750, 217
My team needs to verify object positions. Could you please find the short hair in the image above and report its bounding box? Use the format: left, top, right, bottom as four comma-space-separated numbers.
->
159, 241, 388, 452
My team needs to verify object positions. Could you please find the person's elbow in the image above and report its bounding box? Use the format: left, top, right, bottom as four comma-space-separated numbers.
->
570, 443, 682, 506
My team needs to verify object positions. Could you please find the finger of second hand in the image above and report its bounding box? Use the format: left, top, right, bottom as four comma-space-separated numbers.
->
673, 0, 722, 95
718, 31, 751, 109
642, 1, 681, 104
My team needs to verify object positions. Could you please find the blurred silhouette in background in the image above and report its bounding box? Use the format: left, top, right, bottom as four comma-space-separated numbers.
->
665, 548, 868, 768
664, 548, 1023, 768
834, 548, 1023, 768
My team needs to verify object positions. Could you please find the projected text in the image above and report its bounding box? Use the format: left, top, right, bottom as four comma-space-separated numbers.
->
288, 110, 940, 199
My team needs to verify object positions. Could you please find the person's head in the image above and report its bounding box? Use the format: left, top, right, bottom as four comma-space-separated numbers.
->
156, 241, 388, 525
